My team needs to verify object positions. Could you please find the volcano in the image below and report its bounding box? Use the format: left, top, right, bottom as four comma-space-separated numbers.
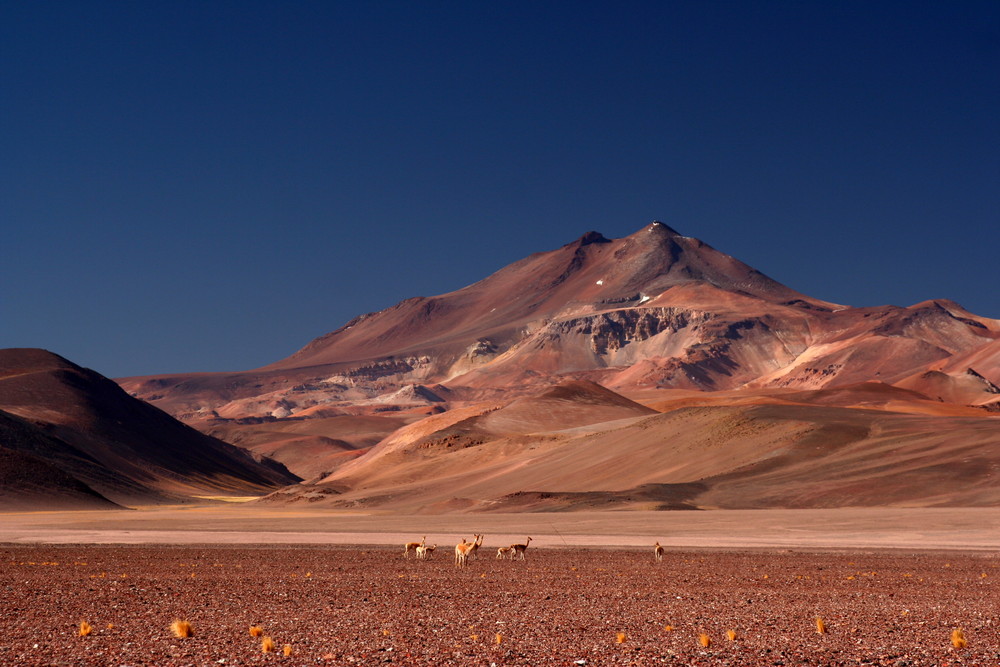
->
122, 222, 999, 415
111, 222, 1000, 508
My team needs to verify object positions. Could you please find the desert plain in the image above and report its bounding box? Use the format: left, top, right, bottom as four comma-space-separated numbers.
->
4, 506, 1000, 666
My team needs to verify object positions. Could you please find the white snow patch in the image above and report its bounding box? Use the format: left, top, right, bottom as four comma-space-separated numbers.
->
596, 280, 604, 286
638, 295, 651, 304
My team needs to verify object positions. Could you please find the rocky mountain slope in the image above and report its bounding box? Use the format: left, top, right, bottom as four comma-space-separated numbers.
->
122, 222, 1000, 420
115, 223, 1000, 490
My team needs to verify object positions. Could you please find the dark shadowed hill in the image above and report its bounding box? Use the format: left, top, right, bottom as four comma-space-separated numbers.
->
0, 410, 122, 509
0, 349, 299, 507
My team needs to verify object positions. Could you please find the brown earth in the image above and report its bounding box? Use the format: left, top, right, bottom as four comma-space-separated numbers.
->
3, 542, 1000, 666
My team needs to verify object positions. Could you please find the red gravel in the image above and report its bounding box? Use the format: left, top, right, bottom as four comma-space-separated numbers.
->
2, 544, 999, 665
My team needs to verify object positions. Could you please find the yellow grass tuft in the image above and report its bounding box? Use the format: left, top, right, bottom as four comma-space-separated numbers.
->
249, 625, 263, 637
283, 644, 293, 656
663, 625, 674, 632
262, 636, 276, 653
699, 633, 711, 648
726, 629, 737, 641
470, 634, 479, 641
171, 619, 193, 638
495, 633, 503, 645
951, 628, 967, 649
381, 628, 391, 637
616, 631, 626, 644
106, 623, 114, 630
816, 617, 827, 634
79, 621, 93, 637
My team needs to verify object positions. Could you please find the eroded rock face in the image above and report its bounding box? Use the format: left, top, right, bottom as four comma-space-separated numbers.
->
331, 356, 432, 383
552, 308, 709, 355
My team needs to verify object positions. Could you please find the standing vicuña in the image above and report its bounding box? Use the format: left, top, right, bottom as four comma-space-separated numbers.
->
454, 534, 483, 567
510, 537, 532, 560
454, 538, 471, 567
654, 541, 664, 562
404, 536, 426, 559
416, 544, 436, 559
467, 534, 484, 561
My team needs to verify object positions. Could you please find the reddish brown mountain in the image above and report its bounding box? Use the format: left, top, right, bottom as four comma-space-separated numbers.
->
0, 349, 299, 507
122, 222, 999, 421
115, 223, 1000, 509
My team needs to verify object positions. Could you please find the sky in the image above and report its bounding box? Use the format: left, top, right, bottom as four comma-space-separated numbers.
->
2, 1, 998, 378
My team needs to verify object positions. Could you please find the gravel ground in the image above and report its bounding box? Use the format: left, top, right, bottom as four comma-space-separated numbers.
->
2, 544, 999, 666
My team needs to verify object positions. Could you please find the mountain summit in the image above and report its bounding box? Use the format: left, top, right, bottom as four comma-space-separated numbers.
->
107, 223, 1000, 510
263, 221, 830, 374
121, 223, 999, 425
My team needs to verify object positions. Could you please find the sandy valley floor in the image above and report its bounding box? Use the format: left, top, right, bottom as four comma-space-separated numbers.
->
3, 505, 1000, 551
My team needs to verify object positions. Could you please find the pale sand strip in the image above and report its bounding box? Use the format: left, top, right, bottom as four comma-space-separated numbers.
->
2, 506, 999, 551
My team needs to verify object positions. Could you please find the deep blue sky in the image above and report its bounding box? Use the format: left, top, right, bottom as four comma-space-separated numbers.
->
2, 2, 998, 378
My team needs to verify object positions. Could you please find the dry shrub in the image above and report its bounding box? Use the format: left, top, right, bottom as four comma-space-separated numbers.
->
726, 629, 737, 641
495, 633, 503, 645
261, 636, 276, 653
615, 631, 626, 644
283, 644, 293, 656
698, 633, 711, 647
663, 625, 674, 632
951, 628, 967, 649
816, 617, 827, 634
171, 619, 193, 638
249, 625, 263, 637
78, 621, 92, 637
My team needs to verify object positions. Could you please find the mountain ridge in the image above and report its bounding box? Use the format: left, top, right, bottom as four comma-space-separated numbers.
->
105, 222, 1000, 508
